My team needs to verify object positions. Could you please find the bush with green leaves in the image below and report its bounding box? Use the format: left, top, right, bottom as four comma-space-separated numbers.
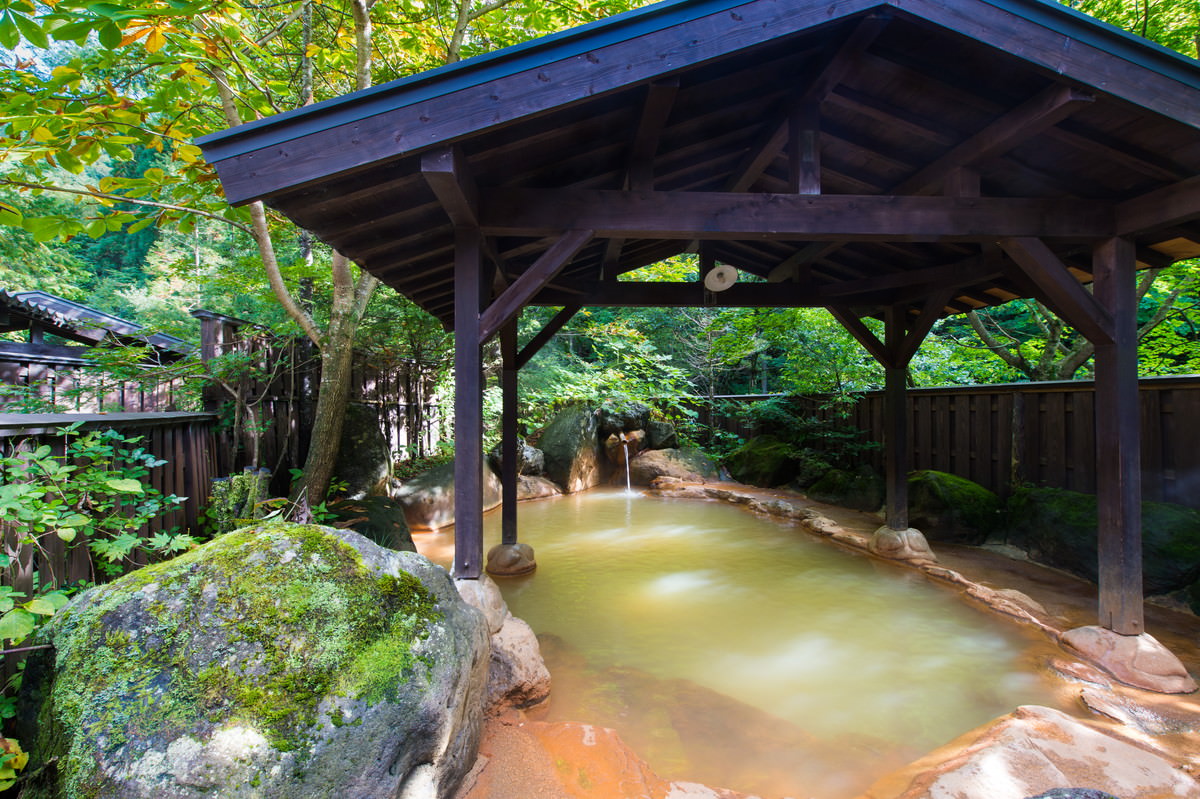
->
0, 422, 195, 646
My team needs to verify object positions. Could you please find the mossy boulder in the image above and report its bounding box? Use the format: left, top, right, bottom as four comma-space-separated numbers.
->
486, 441, 545, 477
644, 420, 678, 450
18, 524, 489, 799
806, 466, 885, 512
792, 450, 833, 489
726, 434, 797, 487
1006, 486, 1200, 594
539, 404, 603, 493
596, 400, 651, 436
907, 470, 1002, 544
628, 448, 718, 486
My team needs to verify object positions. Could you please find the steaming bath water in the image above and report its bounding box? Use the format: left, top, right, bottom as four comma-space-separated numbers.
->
440, 490, 1065, 796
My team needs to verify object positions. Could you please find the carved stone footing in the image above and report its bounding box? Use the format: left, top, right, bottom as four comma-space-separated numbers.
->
869, 526, 937, 562
1060, 625, 1198, 694
486, 542, 537, 577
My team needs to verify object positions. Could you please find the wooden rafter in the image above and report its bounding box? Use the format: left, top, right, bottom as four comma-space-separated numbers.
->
890, 84, 1095, 196
480, 188, 1113, 240
1116, 174, 1200, 235
628, 79, 679, 191
998, 237, 1114, 344
478, 230, 593, 342
421, 147, 478, 227
725, 12, 890, 192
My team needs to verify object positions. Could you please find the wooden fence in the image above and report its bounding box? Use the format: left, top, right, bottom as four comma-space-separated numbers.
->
703, 376, 1200, 509
0, 342, 186, 412
0, 412, 217, 594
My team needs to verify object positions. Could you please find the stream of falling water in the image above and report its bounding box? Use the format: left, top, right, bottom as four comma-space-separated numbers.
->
427, 489, 1068, 797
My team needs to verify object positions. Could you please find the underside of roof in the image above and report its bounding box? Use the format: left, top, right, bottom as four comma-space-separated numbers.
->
199, 0, 1200, 331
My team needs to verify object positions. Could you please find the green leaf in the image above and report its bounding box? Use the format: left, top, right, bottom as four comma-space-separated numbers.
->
25, 598, 56, 617
41, 591, 70, 610
11, 10, 47, 48
97, 19, 122, 48
104, 477, 143, 493
0, 609, 35, 642
55, 528, 77, 543
0, 13, 19, 50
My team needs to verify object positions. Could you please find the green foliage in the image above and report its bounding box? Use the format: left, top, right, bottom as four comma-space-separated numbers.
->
0, 423, 193, 640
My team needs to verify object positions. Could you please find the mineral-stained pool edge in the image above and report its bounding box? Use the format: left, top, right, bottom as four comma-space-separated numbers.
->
421, 489, 1070, 797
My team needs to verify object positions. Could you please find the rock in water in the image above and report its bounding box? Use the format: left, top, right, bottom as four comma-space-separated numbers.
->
394, 461, 502, 531
19, 524, 490, 799
539, 405, 603, 493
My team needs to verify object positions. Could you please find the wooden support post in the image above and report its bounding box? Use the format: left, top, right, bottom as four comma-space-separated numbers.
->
788, 102, 820, 195
453, 227, 485, 579
883, 307, 908, 531
500, 321, 519, 547
1092, 237, 1143, 635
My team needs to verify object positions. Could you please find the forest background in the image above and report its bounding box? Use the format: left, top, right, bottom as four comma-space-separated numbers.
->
1, 0, 1200, 498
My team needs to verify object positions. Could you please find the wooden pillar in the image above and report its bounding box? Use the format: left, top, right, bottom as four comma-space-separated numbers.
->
453, 227, 485, 579
883, 307, 908, 531
500, 320, 519, 547
1092, 237, 1143, 634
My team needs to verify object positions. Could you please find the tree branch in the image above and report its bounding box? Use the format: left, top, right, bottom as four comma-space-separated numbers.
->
0, 179, 255, 237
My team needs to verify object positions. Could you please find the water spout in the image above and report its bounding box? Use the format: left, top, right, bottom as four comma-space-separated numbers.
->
620, 432, 632, 495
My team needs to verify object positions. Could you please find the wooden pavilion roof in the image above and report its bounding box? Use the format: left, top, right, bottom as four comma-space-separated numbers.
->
198, 0, 1200, 331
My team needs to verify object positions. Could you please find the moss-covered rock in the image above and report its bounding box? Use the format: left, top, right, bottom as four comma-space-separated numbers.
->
333, 402, 393, 499
1006, 486, 1200, 594
539, 404, 603, 493
628, 448, 718, 486
726, 434, 797, 487
907, 470, 1002, 544
806, 466, 885, 512
596, 400, 651, 436
18, 524, 489, 799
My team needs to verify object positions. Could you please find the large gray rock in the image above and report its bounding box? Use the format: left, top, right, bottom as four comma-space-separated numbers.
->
907, 469, 1002, 544
539, 405, 603, 493
333, 402, 393, 499
18, 523, 490, 799
644, 420, 677, 450
596, 400, 652, 436
327, 495, 416, 552
629, 448, 717, 486
486, 441, 545, 476
395, 461, 502, 531
864, 705, 1200, 799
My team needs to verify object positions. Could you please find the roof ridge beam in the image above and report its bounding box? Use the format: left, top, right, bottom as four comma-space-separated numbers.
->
725, 12, 890, 193
891, 84, 1095, 196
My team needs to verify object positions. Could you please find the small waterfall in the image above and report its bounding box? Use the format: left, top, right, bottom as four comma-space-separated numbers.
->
620, 432, 632, 494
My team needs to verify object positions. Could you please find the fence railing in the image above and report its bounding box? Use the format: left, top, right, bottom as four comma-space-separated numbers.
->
0, 412, 217, 595
701, 376, 1200, 510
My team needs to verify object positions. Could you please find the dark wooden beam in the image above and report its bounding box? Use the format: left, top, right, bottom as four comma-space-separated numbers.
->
453, 226, 485, 579
601, 238, 624, 281
894, 287, 955, 366
516, 304, 581, 369
820, 256, 999, 300
720, 14, 892, 191
500, 321, 519, 547
725, 13, 889, 193
788, 101, 821, 195
891, 84, 1094, 196
532, 280, 836, 308
479, 188, 1114, 241
628, 79, 679, 191
826, 305, 893, 367
883, 306, 908, 531
478, 229, 593, 343
421, 147, 478, 228
999, 237, 1114, 345
1092, 236, 1143, 635
1116, 174, 1200, 236
767, 243, 837, 282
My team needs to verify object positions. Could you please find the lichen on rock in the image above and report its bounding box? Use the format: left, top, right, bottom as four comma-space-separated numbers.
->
19, 523, 490, 799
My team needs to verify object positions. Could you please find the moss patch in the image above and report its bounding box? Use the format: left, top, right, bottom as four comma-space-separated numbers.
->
907, 470, 1002, 544
33, 523, 440, 797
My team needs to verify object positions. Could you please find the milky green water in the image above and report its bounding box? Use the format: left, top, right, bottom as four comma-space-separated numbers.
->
479, 491, 1056, 747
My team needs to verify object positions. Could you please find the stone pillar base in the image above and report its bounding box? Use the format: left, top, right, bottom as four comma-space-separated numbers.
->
869, 526, 937, 563
1060, 625, 1198, 694
486, 542, 537, 577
